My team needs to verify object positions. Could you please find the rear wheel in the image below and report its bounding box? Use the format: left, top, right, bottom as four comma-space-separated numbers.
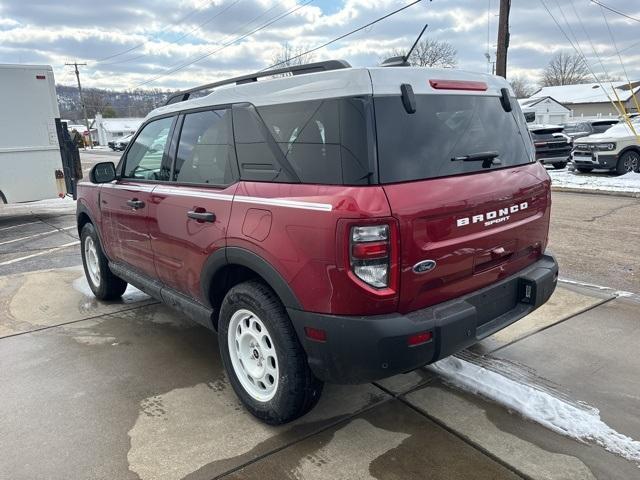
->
80, 223, 127, 300
553, 162, 567, 170
615, 151, 639, 175
576, 167, 593, 173
218, 281, 323, 425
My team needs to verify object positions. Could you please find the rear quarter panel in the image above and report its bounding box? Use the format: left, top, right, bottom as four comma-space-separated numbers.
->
227, 182, 395, 315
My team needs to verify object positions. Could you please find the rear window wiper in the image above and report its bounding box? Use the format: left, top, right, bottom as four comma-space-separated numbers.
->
451, 151, 501, 168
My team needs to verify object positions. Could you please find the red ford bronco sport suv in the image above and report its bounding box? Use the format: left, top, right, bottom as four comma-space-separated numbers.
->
77, 60, 558, 424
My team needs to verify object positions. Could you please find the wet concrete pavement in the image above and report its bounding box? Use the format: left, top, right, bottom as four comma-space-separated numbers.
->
1, 189, 640, 479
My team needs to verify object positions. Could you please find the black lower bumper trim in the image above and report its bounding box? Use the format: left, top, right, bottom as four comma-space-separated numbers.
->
288, 253, 558, 384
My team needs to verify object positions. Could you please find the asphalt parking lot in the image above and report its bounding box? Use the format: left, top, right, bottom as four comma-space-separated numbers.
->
1, 153, 639, 479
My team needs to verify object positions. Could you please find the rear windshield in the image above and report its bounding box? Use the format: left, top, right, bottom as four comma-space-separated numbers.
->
375, 94, 535, 183
563, 123, 589, 133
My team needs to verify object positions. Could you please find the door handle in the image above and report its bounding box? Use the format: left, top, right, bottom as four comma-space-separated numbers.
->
187, 210, 216, 223
126, 199, 145, 209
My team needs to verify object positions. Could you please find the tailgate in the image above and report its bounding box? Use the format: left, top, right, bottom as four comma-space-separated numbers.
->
384, 162, 551, 313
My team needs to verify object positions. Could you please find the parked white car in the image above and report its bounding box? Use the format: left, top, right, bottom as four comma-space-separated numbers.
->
572, 118, 640, 174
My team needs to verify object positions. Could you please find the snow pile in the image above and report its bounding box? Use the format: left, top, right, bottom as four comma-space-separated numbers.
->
429, 356, 640, 464
549, 170, 640, 194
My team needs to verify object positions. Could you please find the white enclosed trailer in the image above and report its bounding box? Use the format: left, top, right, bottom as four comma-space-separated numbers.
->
0, 64, 78, 204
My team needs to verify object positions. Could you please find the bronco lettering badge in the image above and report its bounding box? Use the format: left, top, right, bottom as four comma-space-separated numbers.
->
456, 202, 529, 228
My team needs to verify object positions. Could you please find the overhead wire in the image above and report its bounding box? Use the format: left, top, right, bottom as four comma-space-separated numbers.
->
94, 0, 221, 63
589, 0, 640, 24
132, 0, 312, 89
100, 0, 244, 67
260, 0, 424, 72
597, 3, 640, 138
538, 0, 623, 117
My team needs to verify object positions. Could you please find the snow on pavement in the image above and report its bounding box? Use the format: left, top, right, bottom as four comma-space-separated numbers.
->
549, 170, 640, 194
429, 355, 640, 464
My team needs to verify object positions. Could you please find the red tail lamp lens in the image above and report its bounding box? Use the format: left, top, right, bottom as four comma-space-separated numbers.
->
407, 331, 433, 347
305, 327, 327, 343
429, 79, 488, 91
351, 241, 388, 259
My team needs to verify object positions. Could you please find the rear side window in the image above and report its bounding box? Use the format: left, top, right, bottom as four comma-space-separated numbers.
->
174, 109, 234, 185
233, 98, 376, 185
375, 95, 535, 183
123, 116, 173, 180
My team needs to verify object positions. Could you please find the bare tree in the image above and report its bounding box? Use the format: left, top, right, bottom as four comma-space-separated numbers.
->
83, 89, 108, 118
384, 38, 457, 68
541, 52, 590, 86
271, 42, 315, 68
508, 75, 535, 98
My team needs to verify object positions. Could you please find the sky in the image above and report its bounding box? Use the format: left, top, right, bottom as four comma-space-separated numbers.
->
0, 0, 638, 92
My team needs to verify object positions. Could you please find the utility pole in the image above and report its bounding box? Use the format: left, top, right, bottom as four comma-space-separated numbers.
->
65, 61, 92, 149
495, 0, 510, 78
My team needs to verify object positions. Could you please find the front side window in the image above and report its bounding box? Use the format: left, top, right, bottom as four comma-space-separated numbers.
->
174, 109, 234, 185
123, 116, 173, 180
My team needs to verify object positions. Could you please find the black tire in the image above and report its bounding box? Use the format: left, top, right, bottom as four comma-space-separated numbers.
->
80, 223, 127, 300
553, 162, 567, 170
576, 167, 593, 173
218, 280, 323, 425
615, 151, 639, 175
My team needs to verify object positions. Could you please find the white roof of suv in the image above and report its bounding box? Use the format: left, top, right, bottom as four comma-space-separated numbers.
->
149, 63, 512, 121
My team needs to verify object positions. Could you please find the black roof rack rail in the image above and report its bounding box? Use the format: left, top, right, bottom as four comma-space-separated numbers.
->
164, 59, 352, 106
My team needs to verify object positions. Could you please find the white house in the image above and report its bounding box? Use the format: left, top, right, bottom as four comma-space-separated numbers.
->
529, 81, 640, 118
92, 113, 143, 146
518, 96, 571, 125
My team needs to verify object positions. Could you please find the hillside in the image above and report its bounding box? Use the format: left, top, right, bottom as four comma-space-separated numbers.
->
57, 85, 174, 121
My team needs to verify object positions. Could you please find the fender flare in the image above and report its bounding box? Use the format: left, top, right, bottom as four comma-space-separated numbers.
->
76, 202, 111, 261
200, 247, 302, 310
619, 145, 640, 158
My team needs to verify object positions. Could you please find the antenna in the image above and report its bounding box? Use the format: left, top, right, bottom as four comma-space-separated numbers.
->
404, 23, 429, 64
380, 23, 429, 67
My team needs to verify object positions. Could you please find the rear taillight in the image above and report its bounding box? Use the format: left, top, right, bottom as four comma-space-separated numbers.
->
350, 225, 391, 289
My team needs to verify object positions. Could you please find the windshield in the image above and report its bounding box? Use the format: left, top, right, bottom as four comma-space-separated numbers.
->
375, 94, 535, 183
563, 123, 588, 134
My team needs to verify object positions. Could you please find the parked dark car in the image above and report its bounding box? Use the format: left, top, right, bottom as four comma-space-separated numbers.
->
108, 133, 134, 151
562, 119, 619, 141
529, 125, 572, 169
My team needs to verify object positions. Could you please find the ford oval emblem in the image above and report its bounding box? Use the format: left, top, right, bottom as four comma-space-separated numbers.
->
413, 260, 437, 274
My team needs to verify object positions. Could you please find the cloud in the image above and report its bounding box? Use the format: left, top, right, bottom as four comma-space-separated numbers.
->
0, 0, 638, 91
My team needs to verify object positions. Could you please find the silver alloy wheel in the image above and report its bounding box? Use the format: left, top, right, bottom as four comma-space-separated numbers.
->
84, 236, 101, 287
623, 152, 639, 172
227, 309, 279, 402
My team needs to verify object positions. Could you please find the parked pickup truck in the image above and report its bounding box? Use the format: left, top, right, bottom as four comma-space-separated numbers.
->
76, 60, 558, 424
572, 118, 640, 174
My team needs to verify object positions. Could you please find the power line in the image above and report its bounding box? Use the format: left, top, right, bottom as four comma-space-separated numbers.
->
133, 0, 312, 89
589, 0, 640, 24
262, 0, 424, 72
564, 0, 610, 79
597, 3, 640, 122
94, 0, 220, 63
538, 0, 622, 115
101, 0, 244, 67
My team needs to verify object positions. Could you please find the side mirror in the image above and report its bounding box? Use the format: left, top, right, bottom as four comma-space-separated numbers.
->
90, 162, 116, 183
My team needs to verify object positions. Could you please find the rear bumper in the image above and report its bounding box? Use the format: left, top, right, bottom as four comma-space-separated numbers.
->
538, 155, 569, 165
288, 253, 558, 384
